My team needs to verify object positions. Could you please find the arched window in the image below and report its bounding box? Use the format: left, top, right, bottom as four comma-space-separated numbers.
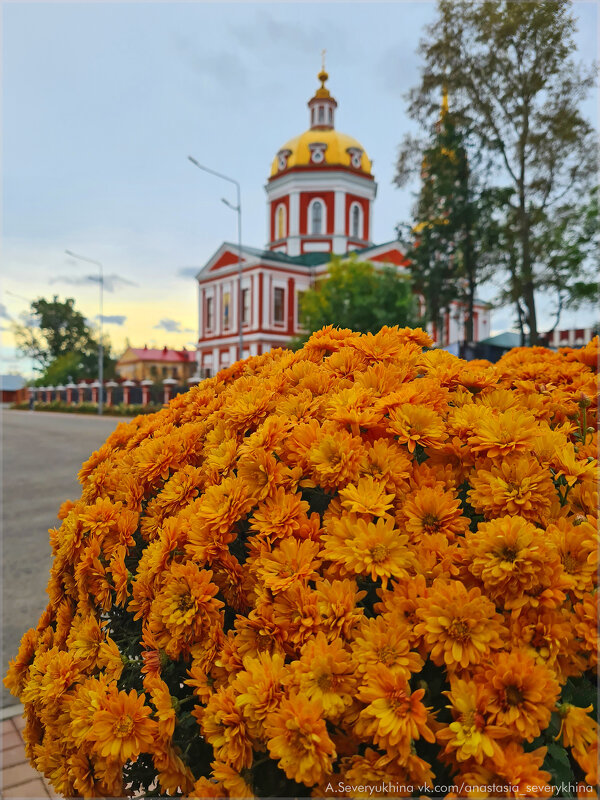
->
351, 203, 363, 239
318, 105, 325, 124
276, 204, 286, 240
310, 200, 323, 234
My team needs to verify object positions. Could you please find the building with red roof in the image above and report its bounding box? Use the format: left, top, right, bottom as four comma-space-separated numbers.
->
116, 345, 196, 382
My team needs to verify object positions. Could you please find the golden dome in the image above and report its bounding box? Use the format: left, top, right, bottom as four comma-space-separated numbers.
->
270, 129, 372, 177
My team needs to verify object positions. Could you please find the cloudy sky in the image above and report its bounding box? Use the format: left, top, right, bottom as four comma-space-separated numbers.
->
2, 1, 598, 376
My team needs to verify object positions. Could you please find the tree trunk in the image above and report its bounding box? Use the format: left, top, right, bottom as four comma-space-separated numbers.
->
518, 200, 538, 345
517, 107, 538, 346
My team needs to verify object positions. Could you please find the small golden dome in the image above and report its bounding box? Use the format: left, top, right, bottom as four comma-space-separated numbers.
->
270, 129, 372, 177
314, 68, 330, 98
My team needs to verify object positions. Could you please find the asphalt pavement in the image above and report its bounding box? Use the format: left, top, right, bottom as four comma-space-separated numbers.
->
1, 410, 122, 707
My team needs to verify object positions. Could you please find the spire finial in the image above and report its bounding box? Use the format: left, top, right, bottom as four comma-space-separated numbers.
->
318, 50, 328, 88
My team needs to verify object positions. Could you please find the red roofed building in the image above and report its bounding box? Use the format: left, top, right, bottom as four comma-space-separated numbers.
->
116, 345, 196, 382
195, 67, 490, 377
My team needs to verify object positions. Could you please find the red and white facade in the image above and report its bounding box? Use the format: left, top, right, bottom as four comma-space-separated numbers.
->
194, 69, 490, 376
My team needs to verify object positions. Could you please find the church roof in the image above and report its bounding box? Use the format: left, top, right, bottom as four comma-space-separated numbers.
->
208, 241, 407, 270
269, 66, 372, 178
118, 347, 195, 364
269, 129, 372, 178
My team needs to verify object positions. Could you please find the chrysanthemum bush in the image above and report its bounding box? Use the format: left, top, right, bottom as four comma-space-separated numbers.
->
5, 326, 599, 799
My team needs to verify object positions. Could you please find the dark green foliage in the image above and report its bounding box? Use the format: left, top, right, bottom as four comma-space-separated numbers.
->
398, 103, 500, 344
292, 255, 417, 347
12, 295, 117, 382
398, 0, 598, 343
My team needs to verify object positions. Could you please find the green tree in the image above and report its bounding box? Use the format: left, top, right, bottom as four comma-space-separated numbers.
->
402, 0, 597, 343
13, 295, 116, 383
293, 255, 417, 347
534, 190, 599, 333
398, 98, 501, 343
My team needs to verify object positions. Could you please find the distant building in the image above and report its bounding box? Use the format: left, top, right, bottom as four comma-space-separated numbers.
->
194, 66, 491, 377
541, 327, 596, 349
116, 346, 196, 382
1, 374, 27, 403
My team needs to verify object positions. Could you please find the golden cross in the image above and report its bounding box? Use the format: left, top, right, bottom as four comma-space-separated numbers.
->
321, 49, 326, 72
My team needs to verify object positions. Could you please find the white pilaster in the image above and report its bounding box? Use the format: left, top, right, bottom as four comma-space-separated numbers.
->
197, 286, 203, 341
332, 235, 347, 254
289, 191, 300, 235
251, 273, 258, 330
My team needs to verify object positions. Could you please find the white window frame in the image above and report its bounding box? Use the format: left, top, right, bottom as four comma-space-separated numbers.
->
308, 197, 327, 235
350, 202, 364, 239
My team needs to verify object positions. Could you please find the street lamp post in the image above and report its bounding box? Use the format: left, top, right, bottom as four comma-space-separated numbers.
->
188, 156, 244, 361
65, 249, 104, 415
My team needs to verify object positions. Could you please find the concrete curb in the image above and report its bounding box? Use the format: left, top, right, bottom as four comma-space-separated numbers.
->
0, 703, 23, 721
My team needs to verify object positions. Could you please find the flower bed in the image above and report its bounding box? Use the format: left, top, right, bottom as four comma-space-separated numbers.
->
4, 327, 598, 799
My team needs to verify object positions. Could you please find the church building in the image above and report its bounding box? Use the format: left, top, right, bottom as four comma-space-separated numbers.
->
194, 66, 490, 377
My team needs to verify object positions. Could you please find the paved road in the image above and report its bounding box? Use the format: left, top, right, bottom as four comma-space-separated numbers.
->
2, 410, 122, 707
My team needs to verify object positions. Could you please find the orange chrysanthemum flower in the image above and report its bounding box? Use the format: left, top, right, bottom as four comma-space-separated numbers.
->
200, 685, 253, 771
480, 649, 560, 741
307, 427, 366, 490
464, 515, 566, 610
456, 742, 551, 797
339, 475, 395, 517
437, 678, 509, 763
467, 455, 557, 522
265, 694, 336, 786
326, 385, 382, 434
148, 562, 223, 658
253, 537, 321, 593
232, 651, 287, 740
556, 703, 598, 753
237, 447, 288, 501
188, 476, 254, 542
287, 632, 357, 720
387, 403, 448, 453
322, 514, 414, 588
360, 437, 412, 493
415, 579, 505, 670
546, 518, 597, 599
351, 613, 423, 680
468, 408, 539, 459
88, 687, 157, 763
356, 664, 435, 761
250, 487, 310, 543
402, 485, 469, 541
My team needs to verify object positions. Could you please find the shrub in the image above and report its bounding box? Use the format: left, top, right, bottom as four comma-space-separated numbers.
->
4, 327, 598, 798
10, 401, 163, 416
